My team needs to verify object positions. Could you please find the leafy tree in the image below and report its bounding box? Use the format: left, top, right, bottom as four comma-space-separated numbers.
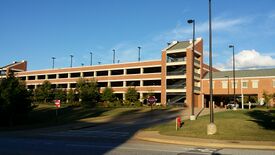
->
53, 89, 67, 103
125, 87, 139, 102
67, 89, 76, 104
76, 78, 100, 107
33, 80, 53, 103
101, 87, 115, 103
0, 76, 32, 126
262, 90, 272, 109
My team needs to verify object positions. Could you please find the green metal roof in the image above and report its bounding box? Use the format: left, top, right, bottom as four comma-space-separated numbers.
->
167, 41, 190, 51
203, 68, 275, 79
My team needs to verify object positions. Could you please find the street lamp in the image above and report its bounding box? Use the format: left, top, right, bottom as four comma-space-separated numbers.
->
207, 0, 217, 135
187, 19, 196, 121
138, 46, 141, 62
52, 57, 56, 69
224, 75, 230, 103
113, 49, 116, 64
229, 45, 236, 109
90, 52, 93, 66
70, 55, 73, 67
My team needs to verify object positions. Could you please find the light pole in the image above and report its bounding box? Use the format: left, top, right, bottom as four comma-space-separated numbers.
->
90, 52, 93, 66
224, 75, 230, 103
138, 46, 141, 62
207, 0, 217, 135
113, 49, 116, 64
187, 19, 195, 121
52, 57, 56, 69
229, 45, 236, 108
70, 55, 73, 67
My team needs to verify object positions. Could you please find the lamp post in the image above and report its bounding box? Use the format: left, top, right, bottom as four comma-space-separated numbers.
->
113, 49, 116, 64
90, 52, 93, 66
70, 55, 73, 68
224, 75, 230, 103
207, 0, 217, 135
52, 57, 56, 69
229, 45, 236, 108
187, 19, 195, 121
138, 46, 141, 62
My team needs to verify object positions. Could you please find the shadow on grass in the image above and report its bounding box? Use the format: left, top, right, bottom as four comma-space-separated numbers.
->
0, 106, 183, 154
246, 109, 275, 130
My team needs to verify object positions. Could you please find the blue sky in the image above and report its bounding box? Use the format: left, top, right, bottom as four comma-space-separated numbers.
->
1, 0, 275, 70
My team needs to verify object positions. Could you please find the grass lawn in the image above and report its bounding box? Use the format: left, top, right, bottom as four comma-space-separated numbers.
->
0, 104, 157, 130
146, 108, 275, 141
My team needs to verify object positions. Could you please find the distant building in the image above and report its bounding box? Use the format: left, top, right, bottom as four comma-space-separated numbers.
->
1, 38, 275, 108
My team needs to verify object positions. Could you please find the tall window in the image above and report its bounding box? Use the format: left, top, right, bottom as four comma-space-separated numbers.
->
222, 81, 228, 89
242, 81, 248, 88
252, 80, 258, 88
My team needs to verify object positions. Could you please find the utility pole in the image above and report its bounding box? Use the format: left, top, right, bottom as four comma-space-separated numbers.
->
70, 55, 73, 67
52, 57, 56, 69
138, 46, 141, 62
90, 52, 93, 66
113, 49, 115, 64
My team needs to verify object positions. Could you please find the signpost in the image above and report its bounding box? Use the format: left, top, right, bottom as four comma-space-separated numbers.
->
147, 96, 157, 110
54, 100, 61, 121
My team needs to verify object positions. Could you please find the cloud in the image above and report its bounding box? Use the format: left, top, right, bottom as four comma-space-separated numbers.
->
216, 49, 275, 70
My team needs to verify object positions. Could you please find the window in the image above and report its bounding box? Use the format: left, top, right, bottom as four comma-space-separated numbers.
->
252, 80, 258, 88
222, 81, 228, 89
242, 81, 248, 88
231, 81, 238, 88
273, 80, 275, 88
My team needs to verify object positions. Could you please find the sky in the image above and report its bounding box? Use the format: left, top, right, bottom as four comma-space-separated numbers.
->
0, 0, 275, 71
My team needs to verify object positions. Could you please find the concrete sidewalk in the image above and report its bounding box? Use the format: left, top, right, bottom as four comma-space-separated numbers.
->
134, 131, 275, 150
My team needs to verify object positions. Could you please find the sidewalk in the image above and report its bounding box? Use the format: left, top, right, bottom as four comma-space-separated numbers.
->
134, 131, 275, 150
134, 108, 275, 150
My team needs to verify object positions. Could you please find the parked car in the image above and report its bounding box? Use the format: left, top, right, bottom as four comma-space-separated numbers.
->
226, 101, 239, 109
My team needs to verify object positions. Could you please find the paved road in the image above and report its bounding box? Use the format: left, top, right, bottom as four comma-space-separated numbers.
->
0, 108, 274, 155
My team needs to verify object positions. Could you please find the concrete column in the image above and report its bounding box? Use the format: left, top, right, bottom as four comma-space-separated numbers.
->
108, 70, 111, 76
140, 80, 143, 86
123, 81, 126, 87
141, 67, 144, 74
80, 72, 83, 78
34, 85, 38, 89
124, 69, 127, 75
108, 81, 111, 87
68, 73, 71, 78
123, 93, 126, 100
57, 74, 59, 79
45, 74, 48, 80
35, 75, 38, 80
139, 92, 143, 102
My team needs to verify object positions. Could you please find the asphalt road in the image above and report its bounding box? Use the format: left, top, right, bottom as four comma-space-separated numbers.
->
0, 108, 274, 155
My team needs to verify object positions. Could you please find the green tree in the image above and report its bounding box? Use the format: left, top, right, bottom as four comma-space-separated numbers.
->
67, 89, 76, 104
125, 87, 139, 103
101, 87, 115, 103
262, 90, 272, 109
53, 89, 67, 103
34, 80, 53, 103
0, 76, 32, 126
76, 78, 100, 107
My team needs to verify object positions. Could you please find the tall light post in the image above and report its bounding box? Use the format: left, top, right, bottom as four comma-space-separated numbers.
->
138, 46, 141, 62
224, 75, 230, 103
229, 45, 236, 108
52, 57, 56, 69
70, 55, 73, 68
113, 49, 116, 64
207, 0, 217, 135
90, 52, 93, 66
187, 19, 195, 121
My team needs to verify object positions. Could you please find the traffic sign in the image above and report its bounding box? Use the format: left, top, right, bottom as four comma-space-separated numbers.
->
147, 96, 157, 104
54, 100, 61, 108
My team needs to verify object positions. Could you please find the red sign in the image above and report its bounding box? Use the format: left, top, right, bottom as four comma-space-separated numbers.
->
54, 100, 61, 108
147, 96, 157, 104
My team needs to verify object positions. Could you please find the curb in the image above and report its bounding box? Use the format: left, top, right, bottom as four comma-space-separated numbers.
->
134, 131, 275, 150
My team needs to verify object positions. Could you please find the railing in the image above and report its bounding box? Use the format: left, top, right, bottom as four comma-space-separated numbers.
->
167, 57, 186, 63
168, 95, 185, 105
194, 59, 200, 64
167, 85, 186, 89
194, 86, 201, 91
167, 71, 186, 76
194, 73, 200, 77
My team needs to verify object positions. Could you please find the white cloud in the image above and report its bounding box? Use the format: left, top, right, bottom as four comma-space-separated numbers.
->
217, 49, 275, 70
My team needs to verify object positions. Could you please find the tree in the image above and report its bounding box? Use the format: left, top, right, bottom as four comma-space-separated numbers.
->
262, 90, 272, 109
76, 78, 100, 107
125, 87, 139, 103
0, 76, 32, 126
101, 87, 115, 103
67, 89, 76, 104
53, 89, 67, 103
33, 80, 53, 103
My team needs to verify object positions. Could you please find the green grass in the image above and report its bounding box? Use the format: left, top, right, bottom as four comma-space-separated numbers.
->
146, 108, 275, 141
0, 104, 152, 130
